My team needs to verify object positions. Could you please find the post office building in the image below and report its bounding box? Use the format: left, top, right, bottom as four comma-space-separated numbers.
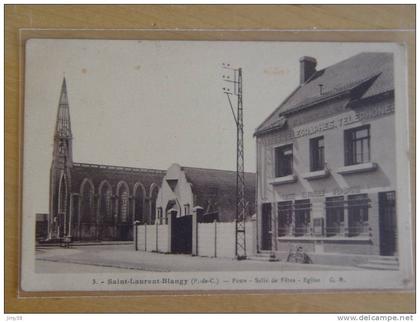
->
254, 53, 398, 268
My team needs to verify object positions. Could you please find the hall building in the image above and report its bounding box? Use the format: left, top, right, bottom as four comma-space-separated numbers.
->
136, 163, 256, 255
254, 53, 397, 266
155, 163, 256, 223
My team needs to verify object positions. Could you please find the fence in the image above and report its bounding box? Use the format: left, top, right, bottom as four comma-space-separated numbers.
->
196, 221, 256, 258
135, 219, 256, 259
135, 223, 169, 253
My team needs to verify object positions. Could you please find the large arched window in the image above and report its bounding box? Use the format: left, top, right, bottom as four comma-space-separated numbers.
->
80, 179, 94, 223
149, 184, 159, 224
57, 174, 68, 235
117, 182, 129, 223
99, 181, 113, 222
58, 174, 67, 215
133, 183, 146, 224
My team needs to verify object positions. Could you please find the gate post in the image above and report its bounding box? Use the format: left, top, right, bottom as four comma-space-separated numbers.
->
134, 220, 140, 251
192, 206, 204, 256
155, 219, 158, 252
251, 214, 257, 256
144, 222, 147, 251
68, 193, 74, 238
214, 220, 217, 258
270, 201, 279, 261
167, 210, 173, 253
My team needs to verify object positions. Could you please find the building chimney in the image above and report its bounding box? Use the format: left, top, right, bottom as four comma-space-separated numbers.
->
299, 56, 317, 84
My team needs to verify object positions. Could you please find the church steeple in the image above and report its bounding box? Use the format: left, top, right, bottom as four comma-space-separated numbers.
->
55, 77, 72, 139
49, 77, 74, 240
52, 77, 73, 166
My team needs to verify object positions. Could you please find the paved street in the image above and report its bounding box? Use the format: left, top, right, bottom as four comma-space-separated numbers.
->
36, 258, 136, 273
35, 244, 357, 273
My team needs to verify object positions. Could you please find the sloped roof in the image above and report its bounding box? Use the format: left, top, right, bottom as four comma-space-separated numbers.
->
182, 166, 256, 191
181, 166, 256, 221
71, 162, 165, 194
255, 52, 394, 135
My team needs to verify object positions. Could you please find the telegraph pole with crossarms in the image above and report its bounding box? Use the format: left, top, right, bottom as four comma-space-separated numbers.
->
222, 63, 247, 260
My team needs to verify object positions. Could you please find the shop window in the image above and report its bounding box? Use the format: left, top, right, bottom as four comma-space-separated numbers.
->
344, 125, 370, 166
275, 144, 293, 177
310, 136, 325, 171
294, 199, 311, 236
348, 194, 370, 237
325, 196, 345, 236
277, 201, 293, 236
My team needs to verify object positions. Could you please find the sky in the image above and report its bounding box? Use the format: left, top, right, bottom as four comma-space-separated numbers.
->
23, 39, 398, 213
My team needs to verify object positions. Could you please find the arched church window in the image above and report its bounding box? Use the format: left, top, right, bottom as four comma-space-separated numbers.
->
58, 175, 67, 214
120, 191, 129, 222
134, 184, 145, 224
99, 182, 112, 222
150, 185, 159, 224
57, 175, 67, 237
105, 189, 112, 218
81, 180, 94, 223
118, 183, 129, 223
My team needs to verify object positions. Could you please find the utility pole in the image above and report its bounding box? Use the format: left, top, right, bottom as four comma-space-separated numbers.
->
222, 63, 246, 260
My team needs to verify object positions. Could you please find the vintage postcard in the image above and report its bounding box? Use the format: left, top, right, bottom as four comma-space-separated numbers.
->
21, 39, 413, 292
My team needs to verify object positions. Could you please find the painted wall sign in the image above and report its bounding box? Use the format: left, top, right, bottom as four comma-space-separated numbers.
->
279, 186, 362, 200
259, 102, 395, 146
293, 104, 394, 139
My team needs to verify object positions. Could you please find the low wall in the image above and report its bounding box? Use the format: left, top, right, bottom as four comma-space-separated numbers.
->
197, 222, 216, 257
146, 224, 156, 252
273, 251, 373, 267
136, 224, 169, 253
136, 225, 146, 251
136, 220, 257, 259
197, 221, 256, 259
215, 222, 235, 258
276, 239, 375, 256
157, 225, 169, 253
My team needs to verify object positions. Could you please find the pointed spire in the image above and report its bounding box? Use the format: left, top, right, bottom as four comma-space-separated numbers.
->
59, 77, 68, 106
55, 77, 72, 138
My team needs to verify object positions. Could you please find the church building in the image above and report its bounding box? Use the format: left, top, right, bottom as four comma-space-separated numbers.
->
47, 78, 256, 243
48, 78, 166, 241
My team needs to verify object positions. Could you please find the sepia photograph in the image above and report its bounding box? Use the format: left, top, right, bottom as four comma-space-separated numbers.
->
21, 39, 413, 292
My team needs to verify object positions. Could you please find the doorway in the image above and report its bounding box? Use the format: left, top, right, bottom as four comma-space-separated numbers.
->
170, 213, 192, 254
118, 224, 131, 241
261, 203, 272, 250
378, 191, 397, 256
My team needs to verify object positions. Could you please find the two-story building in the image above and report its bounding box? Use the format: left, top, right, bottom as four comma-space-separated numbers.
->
255, 53, 398, 268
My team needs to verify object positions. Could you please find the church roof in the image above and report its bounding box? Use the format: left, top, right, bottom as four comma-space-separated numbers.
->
255, 52, 394, 136
71, 162, 166, 194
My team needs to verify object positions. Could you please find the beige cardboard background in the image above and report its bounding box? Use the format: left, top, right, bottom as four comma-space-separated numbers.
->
5, 4, 415, 313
